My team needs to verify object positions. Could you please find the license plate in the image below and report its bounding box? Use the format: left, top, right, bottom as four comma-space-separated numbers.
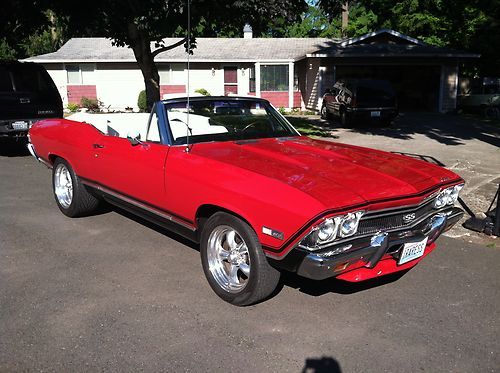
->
370, 111, 381, 117
398, 237, 428, 265
12, 121, 28, 130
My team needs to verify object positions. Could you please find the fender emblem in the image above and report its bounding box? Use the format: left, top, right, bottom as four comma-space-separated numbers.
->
262, 226, 284, 240
402, 213, 416, 224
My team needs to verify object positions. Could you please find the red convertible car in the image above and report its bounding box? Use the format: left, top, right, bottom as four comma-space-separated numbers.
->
28, 97, 464, 305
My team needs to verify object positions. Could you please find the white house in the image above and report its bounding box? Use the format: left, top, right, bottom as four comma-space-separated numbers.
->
26, 29, 478, 112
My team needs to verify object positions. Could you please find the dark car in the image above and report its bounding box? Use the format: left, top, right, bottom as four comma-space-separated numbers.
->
321, 79, 398, 126
0, 61, 63, 140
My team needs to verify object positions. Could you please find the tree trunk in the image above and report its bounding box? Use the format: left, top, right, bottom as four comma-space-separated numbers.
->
341, 1, 349, 35
128, 23, 160, 111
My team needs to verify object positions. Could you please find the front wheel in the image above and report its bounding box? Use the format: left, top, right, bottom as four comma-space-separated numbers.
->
200, 212, 280, 306
52, 158, 100, 217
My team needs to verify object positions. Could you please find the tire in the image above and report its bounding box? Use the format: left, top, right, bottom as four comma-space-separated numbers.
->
200, 212, 280, 306
320, 104, 330, 120
340, 110, 349, 126
52, 158, 100, 217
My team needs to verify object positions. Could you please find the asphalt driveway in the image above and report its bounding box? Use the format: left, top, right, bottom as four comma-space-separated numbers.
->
289, 112, 500, 243
1, 112, 499, 372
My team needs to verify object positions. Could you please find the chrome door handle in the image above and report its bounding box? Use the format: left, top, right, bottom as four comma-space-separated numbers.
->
92, 143, 105, 149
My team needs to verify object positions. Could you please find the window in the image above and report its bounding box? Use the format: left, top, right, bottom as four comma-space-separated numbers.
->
0, 67, 13, 92
249, 67, 256, 93
146, 109, 161, 143
158, 63, 185, 85
261, 65, 288, 92
66, 65, 80, 84
158, 64, 171, 84
66, 64, 95, 85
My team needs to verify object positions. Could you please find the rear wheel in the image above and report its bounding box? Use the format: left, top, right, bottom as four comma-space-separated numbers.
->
340, 110, 349, 126
320, 104, 331, 120
52, 158, 100, 217
200, 212, 280, 306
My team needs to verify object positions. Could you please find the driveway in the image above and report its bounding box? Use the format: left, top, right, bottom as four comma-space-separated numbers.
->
288, 112, 500, 243
0, 113, 499, 372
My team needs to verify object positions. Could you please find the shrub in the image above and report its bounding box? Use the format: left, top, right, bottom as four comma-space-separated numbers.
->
195, 88, 211, 96
137, 90, 147, 112
67, 103, 79, 112
80, 97, 100, 112
278, 106, 287, 115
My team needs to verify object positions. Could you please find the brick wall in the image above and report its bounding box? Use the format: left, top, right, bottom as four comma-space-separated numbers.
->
160, 85, 186, 98
261, 92, 289, 108
293, 91, 302, 108
67, 85, 97, 104
246, 91, 302, 108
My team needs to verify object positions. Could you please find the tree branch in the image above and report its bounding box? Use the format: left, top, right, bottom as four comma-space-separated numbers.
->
151, 37, 187, 58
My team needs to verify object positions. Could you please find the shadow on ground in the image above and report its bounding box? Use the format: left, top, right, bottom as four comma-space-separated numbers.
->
279, 269, 409, 297
0, 140, 30, 157
302, 356, 342, 373
287, 112, 500, 148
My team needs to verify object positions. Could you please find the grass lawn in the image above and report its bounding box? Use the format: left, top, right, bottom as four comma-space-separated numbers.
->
285, 116, 336, 138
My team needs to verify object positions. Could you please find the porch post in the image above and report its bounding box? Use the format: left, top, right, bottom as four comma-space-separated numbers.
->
288, 61, 294, 109
255, 62, 261, 98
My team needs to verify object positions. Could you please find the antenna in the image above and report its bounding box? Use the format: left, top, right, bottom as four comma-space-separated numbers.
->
185, 0, 191, 153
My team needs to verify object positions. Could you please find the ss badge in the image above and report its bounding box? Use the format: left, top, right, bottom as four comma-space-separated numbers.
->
402, 213, 416, 224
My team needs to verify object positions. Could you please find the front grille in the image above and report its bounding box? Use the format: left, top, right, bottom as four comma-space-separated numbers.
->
357, 200, 435, 235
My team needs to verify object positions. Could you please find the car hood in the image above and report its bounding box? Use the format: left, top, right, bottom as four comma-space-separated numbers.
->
191, 136, 461, 208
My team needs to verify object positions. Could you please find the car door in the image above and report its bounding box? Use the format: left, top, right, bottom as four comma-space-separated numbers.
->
325, 87, 341, 115
91, 106, 169, 208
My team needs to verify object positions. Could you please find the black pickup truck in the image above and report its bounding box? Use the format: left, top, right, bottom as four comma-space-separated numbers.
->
1, 61, 63, 140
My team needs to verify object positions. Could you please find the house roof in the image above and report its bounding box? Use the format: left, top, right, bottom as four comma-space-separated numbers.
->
25, 29, 479, 64
25, 37, 336, 63
306, 42, 480, 59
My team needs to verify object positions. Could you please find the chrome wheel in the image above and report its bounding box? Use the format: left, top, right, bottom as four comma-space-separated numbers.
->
54, 163, 73, 208
207, 225, 251, 293
321, 105, 327, 118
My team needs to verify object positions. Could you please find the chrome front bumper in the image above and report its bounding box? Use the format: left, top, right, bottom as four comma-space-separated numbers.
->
295, 207, 463, 280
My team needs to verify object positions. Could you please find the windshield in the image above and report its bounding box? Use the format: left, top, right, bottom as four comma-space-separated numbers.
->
164, 98, 299, 145
0, 65, 54, 93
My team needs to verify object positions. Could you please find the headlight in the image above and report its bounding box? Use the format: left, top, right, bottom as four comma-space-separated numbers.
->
449, 184, 464, 203
299, 211, 364, 250
317, 218, 338, 242
339, 211, 364, 238
433, 184, 464, 208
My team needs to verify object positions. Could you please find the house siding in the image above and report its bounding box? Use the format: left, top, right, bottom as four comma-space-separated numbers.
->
160, 85, 186, 97
67, 85, 97, 104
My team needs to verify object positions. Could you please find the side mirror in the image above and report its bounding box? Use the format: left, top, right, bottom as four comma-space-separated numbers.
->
324, 88, 332, 95
127, 130, 143, 146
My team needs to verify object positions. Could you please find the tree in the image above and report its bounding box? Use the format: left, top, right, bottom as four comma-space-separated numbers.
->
52, 0, 306, 109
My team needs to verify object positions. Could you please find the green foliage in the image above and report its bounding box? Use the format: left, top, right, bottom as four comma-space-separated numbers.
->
137, 90, 147, 112
80, 97, 100, 112
278, 107, 287, 115
316, 0, 500, 76
67, 103, 80, 112
0, 7, 65, 60
21, 29, 58, 57
0, 38, 16, 60
344, 5, 378, 37
285, 5, 341, 38
195, 88, 211, 96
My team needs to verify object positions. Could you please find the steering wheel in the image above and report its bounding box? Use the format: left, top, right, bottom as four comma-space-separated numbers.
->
240, 121, 259, 132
